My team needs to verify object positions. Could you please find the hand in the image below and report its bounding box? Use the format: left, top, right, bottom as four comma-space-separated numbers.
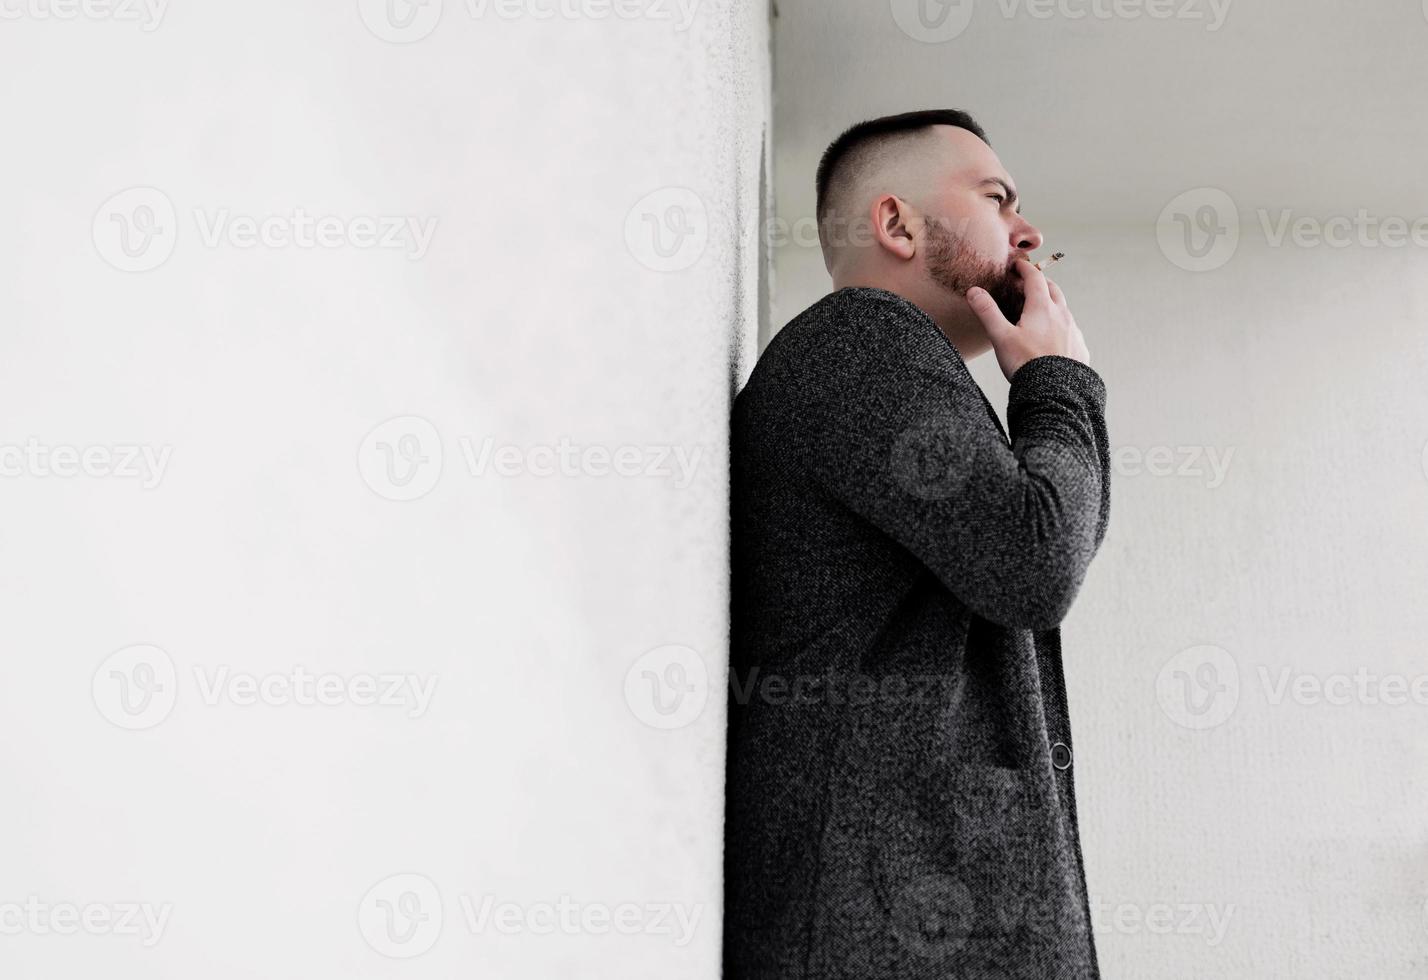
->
965, 257, 1090, 383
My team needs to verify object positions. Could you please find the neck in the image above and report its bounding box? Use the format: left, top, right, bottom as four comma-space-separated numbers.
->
833, 275, 992, 361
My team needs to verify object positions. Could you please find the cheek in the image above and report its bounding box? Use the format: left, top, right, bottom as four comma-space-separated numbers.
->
980, 220, 1012, 256
954, 211, 1006, 260
932, 199, 980, 239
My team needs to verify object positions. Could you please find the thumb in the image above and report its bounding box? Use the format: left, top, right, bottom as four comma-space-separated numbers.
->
964, 286, 1010, 335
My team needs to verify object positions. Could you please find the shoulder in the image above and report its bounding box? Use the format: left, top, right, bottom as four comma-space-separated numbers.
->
755, 288, 961, 385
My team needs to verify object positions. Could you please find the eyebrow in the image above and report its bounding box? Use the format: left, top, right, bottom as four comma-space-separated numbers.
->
977, 177, 1021, 215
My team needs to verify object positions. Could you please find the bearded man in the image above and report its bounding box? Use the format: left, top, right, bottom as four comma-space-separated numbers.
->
724, 109, 1111, 980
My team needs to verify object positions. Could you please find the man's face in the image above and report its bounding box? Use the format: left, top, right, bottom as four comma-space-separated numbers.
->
915, 127, 1045, 324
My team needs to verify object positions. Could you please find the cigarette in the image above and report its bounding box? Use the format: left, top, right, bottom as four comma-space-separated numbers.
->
1033, 252, 1065, 272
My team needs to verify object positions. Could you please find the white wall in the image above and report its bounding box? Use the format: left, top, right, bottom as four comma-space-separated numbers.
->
771, 3, 1428, 977
0, 2, 770, 978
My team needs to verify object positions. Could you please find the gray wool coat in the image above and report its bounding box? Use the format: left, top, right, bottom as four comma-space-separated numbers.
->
723, 286, 1111, 979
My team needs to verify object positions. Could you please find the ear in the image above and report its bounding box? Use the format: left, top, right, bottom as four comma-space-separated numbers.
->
870, 195, 917, 262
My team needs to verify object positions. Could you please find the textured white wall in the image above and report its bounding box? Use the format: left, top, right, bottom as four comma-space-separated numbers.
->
0, 2, 769, 978
771, 3, 1428, 977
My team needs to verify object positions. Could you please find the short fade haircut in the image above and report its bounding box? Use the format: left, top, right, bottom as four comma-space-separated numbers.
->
814, 109, 989, 246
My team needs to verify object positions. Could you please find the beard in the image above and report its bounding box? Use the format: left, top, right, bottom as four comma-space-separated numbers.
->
922, 215, 1025, 324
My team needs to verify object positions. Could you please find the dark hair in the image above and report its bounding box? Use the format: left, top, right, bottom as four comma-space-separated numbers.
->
814, 109, 989, 232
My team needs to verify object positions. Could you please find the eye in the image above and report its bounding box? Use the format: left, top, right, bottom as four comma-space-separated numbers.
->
987, 194, 1006, 205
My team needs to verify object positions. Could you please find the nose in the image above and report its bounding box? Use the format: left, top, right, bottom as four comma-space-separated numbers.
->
1010, 216, 1043, 254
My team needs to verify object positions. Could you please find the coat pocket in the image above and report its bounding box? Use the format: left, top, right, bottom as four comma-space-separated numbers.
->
869, 763, 1056, 960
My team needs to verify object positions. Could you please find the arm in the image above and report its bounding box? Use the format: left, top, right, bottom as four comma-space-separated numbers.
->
810, 349, 1110, 631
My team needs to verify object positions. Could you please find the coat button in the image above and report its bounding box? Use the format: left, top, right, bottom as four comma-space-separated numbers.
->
1051, 742, 1072, 770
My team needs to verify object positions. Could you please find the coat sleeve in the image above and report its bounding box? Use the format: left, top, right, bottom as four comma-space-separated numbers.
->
809, 350, 1111, 631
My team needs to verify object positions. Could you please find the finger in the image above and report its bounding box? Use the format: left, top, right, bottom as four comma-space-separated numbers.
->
964, 286, 1012, 337
1047, 279, 1067, 308
1014, 257, 1053, 308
